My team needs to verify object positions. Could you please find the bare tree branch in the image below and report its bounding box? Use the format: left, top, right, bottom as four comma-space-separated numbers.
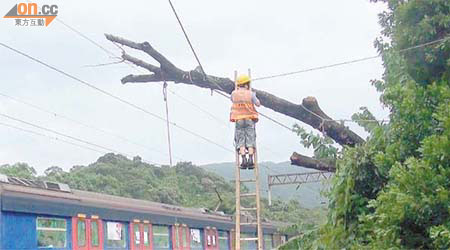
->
121, 53, 160, 73
105, 33, 364, 147
290, 152, 335, 172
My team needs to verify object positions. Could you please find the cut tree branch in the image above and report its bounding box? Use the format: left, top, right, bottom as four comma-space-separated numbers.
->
290, 152, 335, 172
105, 34, 364, 147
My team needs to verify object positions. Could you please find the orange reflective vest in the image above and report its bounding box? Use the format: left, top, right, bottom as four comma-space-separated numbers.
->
230, 88, 259, 122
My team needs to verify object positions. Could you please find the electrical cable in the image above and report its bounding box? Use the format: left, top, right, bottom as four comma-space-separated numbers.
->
252, 36, 450, 81
57, 6, 297, 138
165, 0, 291, 174
0, 91, 182, 161
0, 114, 162, 166
0, 42, 232, 154
0, 121, 106, 155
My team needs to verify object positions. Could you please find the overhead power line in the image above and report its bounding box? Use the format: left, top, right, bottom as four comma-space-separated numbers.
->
167, 0, 208, 79
169, 89, 229, 128
56, 19, 114, 57
57, 7, 296, 138
253, 36, 450, 81
166, 0, 295, 132
56, 14, 228, 128
0, 92, 181, 161
0, 113, 162, 166
0, 121, 106, 155
56, 17, 223, 163
166, 1, 286, 175
60, 15, 291, 163
55, 19, 142, 72
0, 42, 232, 154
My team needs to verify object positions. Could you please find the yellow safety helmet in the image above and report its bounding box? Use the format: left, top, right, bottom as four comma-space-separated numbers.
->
236, 74, 251, 86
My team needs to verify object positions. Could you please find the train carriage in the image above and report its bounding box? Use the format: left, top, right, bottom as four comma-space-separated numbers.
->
0, 175, 288, 250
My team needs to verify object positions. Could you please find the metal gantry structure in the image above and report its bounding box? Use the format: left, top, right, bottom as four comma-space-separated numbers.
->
267, 171, 334, 206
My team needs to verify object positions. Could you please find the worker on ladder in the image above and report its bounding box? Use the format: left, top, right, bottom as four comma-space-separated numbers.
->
230, 74, 261, 169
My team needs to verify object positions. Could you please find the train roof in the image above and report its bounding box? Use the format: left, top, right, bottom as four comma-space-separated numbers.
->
0, 175, 287, 233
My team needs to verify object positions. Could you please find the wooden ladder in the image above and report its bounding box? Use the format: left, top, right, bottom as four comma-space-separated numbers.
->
233, 69, 263, 250
235, 149, 263, 250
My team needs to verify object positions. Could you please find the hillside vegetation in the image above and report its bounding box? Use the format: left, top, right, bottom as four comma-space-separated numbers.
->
0, 154, 326, 232
282, 0, 450, 249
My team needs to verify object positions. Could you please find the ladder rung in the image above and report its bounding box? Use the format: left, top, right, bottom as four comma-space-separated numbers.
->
240, 192, 256, 197
240, 237, 259, 241
241, 207, 257, 211
240, 222, 257, 226
240, 179, 256, 183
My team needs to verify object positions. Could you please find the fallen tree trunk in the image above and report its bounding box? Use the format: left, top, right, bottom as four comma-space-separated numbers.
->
105, 34, 364, 147
290, 152, 336, 172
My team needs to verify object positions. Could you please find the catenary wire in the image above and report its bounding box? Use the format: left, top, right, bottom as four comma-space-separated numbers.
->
56, 6, 298, 140
56, 16, 237, 157
165, 0, 296, 174
56, 14, 230, 129
0, 113, 162, 166
4, 27, 284, 172
6, 3, 285, 173
2, 27, 281, 170
0, 42, 232, 153
165, 0, 387, 131
0, 92, 183, 161
0, 121, 106, 154
56, 17, 232, 162
166, 0, 296, 132
167, 0, 208, 79
167, 89, 288, 159
55, 19, 142, 71
168, 89, 229, 128
57, 12, 447, 128
55, 1, 397, 135
253, 36, 450, 81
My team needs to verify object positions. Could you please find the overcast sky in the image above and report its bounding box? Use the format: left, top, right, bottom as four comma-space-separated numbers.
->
1, 0, 389, 174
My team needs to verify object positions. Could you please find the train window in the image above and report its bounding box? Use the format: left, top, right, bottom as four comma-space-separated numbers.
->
190, 228, 203, 250
106, 221, 126, 247
36, 217, 67, 248
134, 224, 141, 245
143, 224, 151, 246
77, 220, 86, 246
182, 227, 188, 247
241, 233, 255, 250
153, 225, 170, 249
218, 231, 229, 250
264, 234, 273, 250
91, 220, 99, 246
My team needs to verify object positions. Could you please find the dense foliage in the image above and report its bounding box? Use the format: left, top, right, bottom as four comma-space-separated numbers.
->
284, 0, 449, 249
0, 154, 325, 231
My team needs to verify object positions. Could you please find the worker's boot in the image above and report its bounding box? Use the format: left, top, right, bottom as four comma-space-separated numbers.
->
240, 155, 248, 169
247, 154, 255, 169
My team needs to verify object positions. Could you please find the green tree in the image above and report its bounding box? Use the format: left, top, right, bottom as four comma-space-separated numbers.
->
0, 162, 37, 179
283, 1, 449, 249
284, 0, 450, 249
